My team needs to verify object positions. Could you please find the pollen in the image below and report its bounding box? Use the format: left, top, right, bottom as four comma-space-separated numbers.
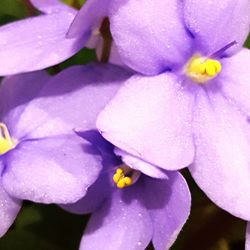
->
0, 123, 15, 155
112, 165, 140, 189
185, 55, 222, 84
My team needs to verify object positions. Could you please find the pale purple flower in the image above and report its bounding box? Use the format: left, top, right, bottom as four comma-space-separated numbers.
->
0, 0, 122, 75
62, 130, 191, 250
0, 63, 129, 236
66, 0, 123, 65
97, 0, 250, 220
0, 0, 81, 75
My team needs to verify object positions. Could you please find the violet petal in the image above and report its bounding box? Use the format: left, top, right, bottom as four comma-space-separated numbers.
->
184, 0, 250, 55
80, 187, 152, 250
190, 88, 250, 220
97, 73, 195, 170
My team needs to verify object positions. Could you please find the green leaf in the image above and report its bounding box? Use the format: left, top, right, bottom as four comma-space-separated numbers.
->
48, 48, 97, 74
244, 33, 250, 48
59, 48, 96, 69
62, 0, 86, 8
0, 0, 26, 19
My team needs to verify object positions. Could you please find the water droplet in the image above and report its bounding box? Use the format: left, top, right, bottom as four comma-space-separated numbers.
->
137, 241, 142, 246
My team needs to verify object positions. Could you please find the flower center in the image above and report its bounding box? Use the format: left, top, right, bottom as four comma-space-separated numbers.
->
0, 123, 15, 155
184, 41, 237, 84
185, 55, 221, 84
113, 164, 141, 189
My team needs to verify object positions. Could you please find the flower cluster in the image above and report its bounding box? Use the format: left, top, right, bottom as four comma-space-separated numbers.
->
0, 0, 249, 249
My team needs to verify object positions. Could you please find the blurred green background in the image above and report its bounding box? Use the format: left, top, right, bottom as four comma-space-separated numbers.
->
0, 1, 249, 250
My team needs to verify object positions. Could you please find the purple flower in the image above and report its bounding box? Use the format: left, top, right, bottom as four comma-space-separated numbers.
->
96, 0, 250, 220
0, 0, 81, 75
66, 0, 123, 65
62, 130, 191, 250
0, 0, 122, 75
0, 63, 130, 236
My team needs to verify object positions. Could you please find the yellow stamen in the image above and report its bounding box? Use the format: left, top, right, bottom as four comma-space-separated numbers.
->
0, 123, 15, 155
185, 54, 222, 84
112, 165, 139, 189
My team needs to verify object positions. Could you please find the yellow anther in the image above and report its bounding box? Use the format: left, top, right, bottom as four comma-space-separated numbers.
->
116, 177, 132, 189
213, 60, 222, 72
123, 177, 132, 185
0, 138, 13, 154
206, 61, 216, 76
0, 123, 15, 155
116, 168, 123, 175
113, 173, 121, 183
112, 165, 139, 189
199, 63, 206, 74
117, 180, 125, 189
185, 54, 222, 83
112, 168, 123, 183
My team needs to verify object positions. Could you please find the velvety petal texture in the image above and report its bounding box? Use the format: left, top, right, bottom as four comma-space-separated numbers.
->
62, 130, 190, 249
115, 148, 168, 179
30, 0, 76, 14
220, 49, 250, 115
62, 131, 117, 214
190, 89, 250, 220
0, 71, 50, 119
0, 162, 21, 237
61, 171, 112, 214
0, 11, 85, 75
97, 73, 195, 170
5, 64, 130, 140
78, 171, 190, 250
0, 64, 130, 204
109, 0, 193, 75
67, 0, 111, 38
2, 135, 102, 204
184, 0, 250, 55
80, 187, 153, 250
145, 172, 191, 250
0, 180, 21, 237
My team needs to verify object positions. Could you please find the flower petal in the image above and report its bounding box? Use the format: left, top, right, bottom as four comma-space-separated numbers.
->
61, 171, 112, 214
183, 0, 250, 55
97, 73, 195, 170
0, 162, 21, 237
144, 172, 191, 250
0, 182, 21, 237
6, 64, 130, 140
0, 71, 50, 120
76, 130, 117, 158
220, 49, 250, 115
246, 223, 250, 250
96, 42, 126, 67
2, 135, 103, 204
0, 12, 85, 75
109, 0, 193, 75
190, 89, 250, 220
114, 148, 168, 179
30, 0, 76, 14
61, 131, 118, 214
80, 187, 152, 250
67, 0, 111, 38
